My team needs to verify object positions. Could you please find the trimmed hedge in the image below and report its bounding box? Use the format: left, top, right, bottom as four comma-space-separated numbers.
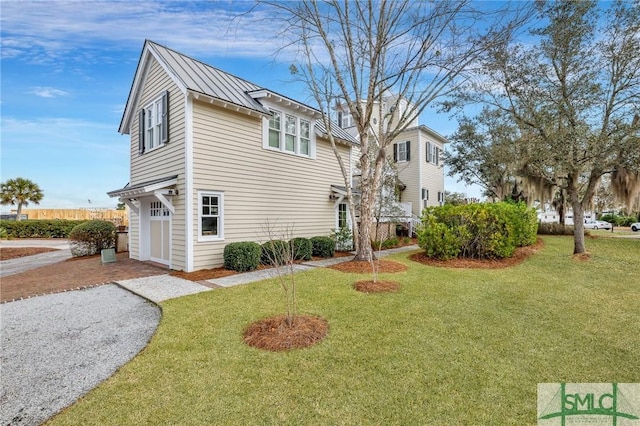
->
418, 202, 538, 260
537, 222, 575, 235
68, 220, 115, 257
291, 237, 312, 261
0, 219, 87, 238
223, 242, 261, 272
261, 240, 288, 265
310, 236, 335, 258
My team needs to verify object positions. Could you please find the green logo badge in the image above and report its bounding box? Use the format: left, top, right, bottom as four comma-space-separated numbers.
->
538, 383, 640, 425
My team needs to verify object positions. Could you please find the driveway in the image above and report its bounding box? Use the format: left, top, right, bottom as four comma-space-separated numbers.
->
0, 239, 72, 278
0, 285, 160, 425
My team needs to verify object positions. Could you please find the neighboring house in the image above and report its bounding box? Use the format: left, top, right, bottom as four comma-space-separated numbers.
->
336, 96, 447, 236
108, 40, 357, 272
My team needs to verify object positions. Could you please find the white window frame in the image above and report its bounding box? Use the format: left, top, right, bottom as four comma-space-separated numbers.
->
337, 202, 349, 229
396, 141, 409, 162
197, 191, 224, 242
263, 109, 315, 159
268, 111, 281, 149
142, 92, 168, 152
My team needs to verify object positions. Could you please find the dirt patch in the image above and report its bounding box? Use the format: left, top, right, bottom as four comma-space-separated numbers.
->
354, 280, 400, 293
572, 252, 591, 261
409, 239, 544, 269
328, 259, 408, 274
243, 314, 328, 351
0, 247, 58, 261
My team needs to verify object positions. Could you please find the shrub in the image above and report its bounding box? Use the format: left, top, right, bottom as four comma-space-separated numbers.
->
310, 236, 335, 258
261, 240, 288, 265
0, 227, 7, 239
382, 237, 399, 249
290, 237, 312, 261
223, 242, 261, 272
0, 219, 87, 238
331, 227, 353, 251
418, 202, 538, 260
68, 220, 115, 257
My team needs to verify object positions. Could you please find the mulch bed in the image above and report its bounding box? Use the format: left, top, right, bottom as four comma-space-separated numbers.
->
409, 238, 545, 269
0, 247, 58, 261
328, 259, 408, 274
170, 251, 355, 282
353, 280, 400, 293
243, 314, 328, 351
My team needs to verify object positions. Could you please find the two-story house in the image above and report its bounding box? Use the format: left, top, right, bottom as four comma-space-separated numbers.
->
108, 40, 357, 272
336, 95, 447, 237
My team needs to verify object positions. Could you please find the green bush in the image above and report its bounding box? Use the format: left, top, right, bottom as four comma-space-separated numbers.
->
417, 214, 462, 260
68, 220, 115, 257
331, 227, 353, 251
310, 236, 335, 258
261, 240, 288, 265
290, 237, 312, 261
223, 242, 261, 272
0, 219, 87, 238
382, 237, 399, 249
418, 202, 538, 260
0, 227, 7, 239
537, 222, 575, 235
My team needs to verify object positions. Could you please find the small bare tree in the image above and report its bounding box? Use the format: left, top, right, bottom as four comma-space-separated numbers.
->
260, 221, 299, 326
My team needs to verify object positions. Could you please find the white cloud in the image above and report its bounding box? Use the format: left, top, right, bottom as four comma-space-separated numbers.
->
28, 87, 70, 98
0, 2, 285, 64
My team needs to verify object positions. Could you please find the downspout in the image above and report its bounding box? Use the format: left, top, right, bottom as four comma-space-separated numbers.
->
185, 93, 194, 272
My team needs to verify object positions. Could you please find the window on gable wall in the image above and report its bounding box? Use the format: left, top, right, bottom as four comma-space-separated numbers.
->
265, 109, 313, 158
138, 91, 169, 154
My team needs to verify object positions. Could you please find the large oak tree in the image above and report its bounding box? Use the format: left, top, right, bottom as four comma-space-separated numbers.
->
458, 0, 640, 254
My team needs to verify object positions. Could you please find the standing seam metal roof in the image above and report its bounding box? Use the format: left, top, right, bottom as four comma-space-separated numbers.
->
141, 40, 357, 145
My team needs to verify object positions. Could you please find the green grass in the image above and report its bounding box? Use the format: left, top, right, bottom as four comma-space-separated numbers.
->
49, 236, 640, 425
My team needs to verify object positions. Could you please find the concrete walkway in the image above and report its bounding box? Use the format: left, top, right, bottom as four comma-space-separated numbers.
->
0, 240, 73, 277
114, 245, 420, 301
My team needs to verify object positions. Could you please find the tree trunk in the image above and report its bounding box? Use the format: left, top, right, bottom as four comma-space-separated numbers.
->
354, 182, 375, 261
567, 179, 586, 254
16, 203, 23, 221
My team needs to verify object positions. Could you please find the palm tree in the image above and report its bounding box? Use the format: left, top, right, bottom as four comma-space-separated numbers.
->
1, 177, 44, 221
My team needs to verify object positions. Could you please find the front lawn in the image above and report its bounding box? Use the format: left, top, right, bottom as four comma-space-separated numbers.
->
49, 236, 640, 425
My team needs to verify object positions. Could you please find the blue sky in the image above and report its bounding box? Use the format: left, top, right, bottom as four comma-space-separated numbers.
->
1, 0, 480, 210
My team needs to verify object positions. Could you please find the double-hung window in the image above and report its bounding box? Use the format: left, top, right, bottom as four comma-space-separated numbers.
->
338, 203, 348, 229
269, 111, 281, 148
199, 191, 224, 241
139, 91, 169, 154
285, 114, 297, 152
265, 109, 313, 158
393, 141, 410, 162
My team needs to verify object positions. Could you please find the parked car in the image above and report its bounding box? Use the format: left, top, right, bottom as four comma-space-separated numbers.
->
584, 220, 612, 230
631, 222, 640, 232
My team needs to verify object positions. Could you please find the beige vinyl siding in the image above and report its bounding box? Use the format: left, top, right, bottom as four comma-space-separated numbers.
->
421, 134, 445, 209
129, 57, 187, 269
191, 100, 349, 270
392, 129, 421, 216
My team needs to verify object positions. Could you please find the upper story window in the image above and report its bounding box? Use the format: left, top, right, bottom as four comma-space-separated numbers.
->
268, 111, 281, 148
264, 109, 314, 158
393, 141, 411, 162
138, 91, 169, 154
338, 111, 354, 128
426, 142, 440, 165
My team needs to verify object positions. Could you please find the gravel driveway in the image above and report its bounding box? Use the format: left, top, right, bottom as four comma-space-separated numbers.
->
0, 285, 160, 425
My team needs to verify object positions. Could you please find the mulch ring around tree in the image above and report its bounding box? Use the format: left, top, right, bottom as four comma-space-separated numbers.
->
328, 259, 408, 274
243, 314, 329, 351
353, 280, 400, 293
409, 238, 545, 269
